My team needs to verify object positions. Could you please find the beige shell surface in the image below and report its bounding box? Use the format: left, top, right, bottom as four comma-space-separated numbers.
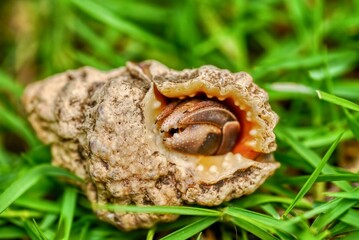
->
23, 60, 280, 230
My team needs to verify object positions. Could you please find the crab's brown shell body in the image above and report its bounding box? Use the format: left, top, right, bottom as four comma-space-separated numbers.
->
23, 60, 279, 230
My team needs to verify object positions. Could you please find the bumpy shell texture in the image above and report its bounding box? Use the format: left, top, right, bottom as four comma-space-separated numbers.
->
23, 60, 279, 230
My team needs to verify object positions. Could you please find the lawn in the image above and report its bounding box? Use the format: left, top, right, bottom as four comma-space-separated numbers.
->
0, 0, 359, 239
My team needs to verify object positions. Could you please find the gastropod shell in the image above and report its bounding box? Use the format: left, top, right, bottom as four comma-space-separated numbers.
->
23, 60, 279, 230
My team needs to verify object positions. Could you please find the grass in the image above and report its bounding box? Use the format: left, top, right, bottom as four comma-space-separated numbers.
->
0, 0, 359, 239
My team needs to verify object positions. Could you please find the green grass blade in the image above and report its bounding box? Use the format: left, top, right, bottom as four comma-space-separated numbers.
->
275, 126, 328, 169
71, 0, 172, 50
317, 90, 359, 111
32, 219, 48, 240
329, 221, 356, 237
55, 187, 77, 240
312, 198, 358, 232
311, 188, 359, 231
0, 70, 23, 97
78, 221, 90, 240
342, 230, 359, 240
0, 106, 39, 148
23, 219, 48, 240
0, 226, 26, 239
230, 217, 279, 240
146, 227, 156, 240
160, 217, 218, 240
98, 204, 222, 217
14, 197, 60, 214
230, 194, 311, 209
324, 191, 359, 199
276, 126, 352, 191
344, 109, 359, 140
333, 82, 359, 100
100, 0, 169, 23
287, 192, 358, 227
277, 174, 359, 184
340, 209, 359, 228
224, 207, 296, 234
283, 132, 344, 216
0, 164, 81, 214
261, 204, 281, 219
254, 51, 356, 79
0, 209, 43, 218
302, 129, 353, 148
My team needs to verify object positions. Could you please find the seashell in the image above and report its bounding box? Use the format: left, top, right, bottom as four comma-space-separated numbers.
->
23, 60, 280, 230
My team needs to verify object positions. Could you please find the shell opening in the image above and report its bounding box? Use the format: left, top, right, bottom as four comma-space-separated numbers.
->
143, 84, 264, 183
153, 89, 260, 159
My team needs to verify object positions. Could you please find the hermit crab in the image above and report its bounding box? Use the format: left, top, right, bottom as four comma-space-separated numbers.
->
23, 60, 279, 230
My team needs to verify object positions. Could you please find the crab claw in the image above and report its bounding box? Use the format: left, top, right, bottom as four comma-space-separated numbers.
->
158, 98, 241, 155
163, 124, 222, 155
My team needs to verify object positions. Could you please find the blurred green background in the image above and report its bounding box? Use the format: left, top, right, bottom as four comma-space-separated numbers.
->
0, 0, 359, 239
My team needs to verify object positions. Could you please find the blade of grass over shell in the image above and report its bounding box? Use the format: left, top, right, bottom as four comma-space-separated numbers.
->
283, 132, 344, 217
317, 90, 359, 111
97, 204, 222, 217
55, 187, 77, 240
0, 164, 81, 214
276, 126, 352, 191
160, 217, 218, 240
